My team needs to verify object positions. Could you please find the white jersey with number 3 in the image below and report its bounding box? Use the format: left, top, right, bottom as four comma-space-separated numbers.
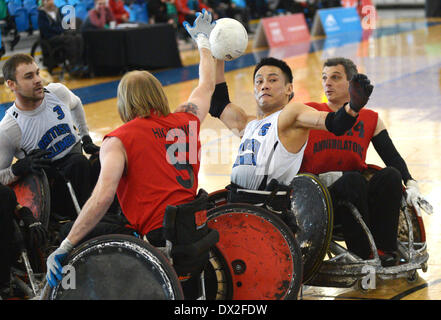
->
0, 82, 89, 185
231, 110, 307, 190
6, 88, 80, 160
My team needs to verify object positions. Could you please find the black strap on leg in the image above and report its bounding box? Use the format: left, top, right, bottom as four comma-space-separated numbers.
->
163, 189, 219, 279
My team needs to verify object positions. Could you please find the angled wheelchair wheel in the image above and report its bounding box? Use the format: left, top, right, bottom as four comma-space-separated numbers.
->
11, 171, 51, 230
398, 205, 426, 243
207, 204, 303, 300
204, 246, 233, 300
47, 234, 184, 300
290, 173, 333, 283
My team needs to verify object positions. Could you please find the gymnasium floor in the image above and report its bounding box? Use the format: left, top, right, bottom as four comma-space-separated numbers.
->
1, 8, 440, 300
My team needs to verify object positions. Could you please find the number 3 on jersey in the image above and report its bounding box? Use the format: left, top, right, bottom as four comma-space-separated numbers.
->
53, 105, 65, 120
165, 143, 194, 189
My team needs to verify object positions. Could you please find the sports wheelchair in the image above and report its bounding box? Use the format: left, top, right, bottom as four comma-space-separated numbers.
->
205, 165, 429, 294
304, 165, 429, 291
30, 38, 68, 79
40, 186, 304, 300
6, 171, 51, 299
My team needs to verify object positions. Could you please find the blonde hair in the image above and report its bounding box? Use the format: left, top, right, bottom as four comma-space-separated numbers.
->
117, 70, 170, 123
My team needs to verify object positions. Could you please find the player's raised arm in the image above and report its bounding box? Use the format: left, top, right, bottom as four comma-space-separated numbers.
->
174, 9, 216, 123
210, 59, 255, 137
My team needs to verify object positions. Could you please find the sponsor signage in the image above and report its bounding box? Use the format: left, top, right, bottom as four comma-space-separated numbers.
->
311, 7, 362, 36
253, 13, 310, 48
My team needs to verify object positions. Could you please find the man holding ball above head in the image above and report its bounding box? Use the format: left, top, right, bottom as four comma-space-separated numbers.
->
209, 57, 373, 218
46, 9, 217, 290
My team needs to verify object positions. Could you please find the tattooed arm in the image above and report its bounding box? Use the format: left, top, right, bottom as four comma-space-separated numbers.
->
174, 102, 199, 117
174, 47, 216, 122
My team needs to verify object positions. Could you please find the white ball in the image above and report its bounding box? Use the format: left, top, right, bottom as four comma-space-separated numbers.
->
209, 18, 248, 61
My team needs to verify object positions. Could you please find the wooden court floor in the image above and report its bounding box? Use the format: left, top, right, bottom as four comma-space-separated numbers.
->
1, 13, 440, 300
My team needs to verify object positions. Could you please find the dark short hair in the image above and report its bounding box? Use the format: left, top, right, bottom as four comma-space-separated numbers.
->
253, 57, 293, 84
323, 57, 358, 80
2, 54, 35, 82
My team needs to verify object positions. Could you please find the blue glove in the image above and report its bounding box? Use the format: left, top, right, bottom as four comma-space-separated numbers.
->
183, 9, 215, 50
46, 238, 74, 288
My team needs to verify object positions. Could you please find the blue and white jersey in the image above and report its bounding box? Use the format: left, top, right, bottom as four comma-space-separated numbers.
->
231, 110, 307, 189
0, 83, 89, 185
6, 87, 80, 160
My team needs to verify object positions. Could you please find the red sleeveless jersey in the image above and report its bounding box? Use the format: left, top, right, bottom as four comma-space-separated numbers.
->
105, 112, 201, 235
299, 102, 378, 174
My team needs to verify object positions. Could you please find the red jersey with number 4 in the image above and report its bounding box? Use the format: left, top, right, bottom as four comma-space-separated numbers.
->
299, 102, 378, 174
105, 112, 201, 235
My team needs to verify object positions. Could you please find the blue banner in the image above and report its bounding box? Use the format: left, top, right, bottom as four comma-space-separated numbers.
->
318, 7, 362, 36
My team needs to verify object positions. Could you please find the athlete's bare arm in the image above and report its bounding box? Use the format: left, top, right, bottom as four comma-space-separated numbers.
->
174, 48, 216, 122
65, 137, 126, 246
276, 102, 359, 153
213, 60, 256, 136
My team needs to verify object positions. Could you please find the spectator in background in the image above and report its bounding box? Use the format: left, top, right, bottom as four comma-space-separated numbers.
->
82, 0, 116, 30
109, 0, 130, 24
208, 0, 250, 33
38, 0, 85, 74
175, 0, 217, 26
247, 0, 269, 18
148, 0, 178, 27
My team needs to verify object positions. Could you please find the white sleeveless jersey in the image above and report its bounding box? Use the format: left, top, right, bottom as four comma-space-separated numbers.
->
231, 110, 307, 189
5, 87, 80, 160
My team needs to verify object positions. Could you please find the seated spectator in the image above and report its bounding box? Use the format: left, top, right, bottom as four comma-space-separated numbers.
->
208, 0, 250, 33
37, 0, 85, 74
108, 0, 129, 24
175, 0, 217, 26
82, 0, 116, 30
166, 0, 179, 26
246, 0, 269, 18
148, 0, 178, 27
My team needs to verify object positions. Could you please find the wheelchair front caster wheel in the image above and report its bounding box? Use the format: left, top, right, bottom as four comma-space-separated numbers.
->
407, 270, 419, 283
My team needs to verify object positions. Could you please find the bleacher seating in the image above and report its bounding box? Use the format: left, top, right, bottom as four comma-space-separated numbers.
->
54, 0, 67, 8
128, 2, 149, 24
24, 0, 38, 30
23, 0, 37, 10
67, 0, 80, 6
74, 2, 88, 21
11, 7, 28, 32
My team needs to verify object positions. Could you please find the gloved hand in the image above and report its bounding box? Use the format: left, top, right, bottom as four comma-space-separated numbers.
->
16, 205, 47, 248
46, 238, 74, 288
348, 74, 374, 112
406, 180, 434, 216
81, 135, 100, 155
183, 9, 216, 50
11, 149, 51, 177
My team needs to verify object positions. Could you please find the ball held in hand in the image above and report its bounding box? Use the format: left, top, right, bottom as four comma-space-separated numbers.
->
209, 18, 248, 61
